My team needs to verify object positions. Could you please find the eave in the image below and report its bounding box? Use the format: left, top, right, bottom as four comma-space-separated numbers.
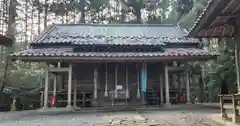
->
188, 0, 240, 38
0, 34, 13, 47
10, 55, 218, 63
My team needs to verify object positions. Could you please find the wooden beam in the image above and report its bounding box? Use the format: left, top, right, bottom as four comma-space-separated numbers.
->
48, 67, 69, 72
11, 55, 218, 62
167, 66, 185, 71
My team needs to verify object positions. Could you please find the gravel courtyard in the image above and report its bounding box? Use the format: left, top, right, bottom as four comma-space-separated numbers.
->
0, 108, 224, 126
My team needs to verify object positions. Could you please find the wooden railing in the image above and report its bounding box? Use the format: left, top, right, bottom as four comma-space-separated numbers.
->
40, 90, 93, 107
219, 94, 240, 123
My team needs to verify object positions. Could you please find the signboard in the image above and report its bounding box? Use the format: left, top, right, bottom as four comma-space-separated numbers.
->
116, 85, 123, 90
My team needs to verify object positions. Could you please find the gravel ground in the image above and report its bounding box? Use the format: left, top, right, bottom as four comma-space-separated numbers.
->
140, 108, 224, 126
0, 108, 224, 126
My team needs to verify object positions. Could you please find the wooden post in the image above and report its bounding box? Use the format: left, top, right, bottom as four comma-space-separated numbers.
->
53, 75, 57, 97
93, 66, 98, 106
160, 75, 164, 105
125, 64, 129, 106
43, 68, 49, 108
40, 91, 44, 107
220, 95, 227, 118
164, 63, 170, 105
73, 75, 77, 108
67, 64, 72, 108
200, 64, 205, 103
232, 95, 237, 123
137, 64, 140, 100
235, 44, 240, 93
115, 64, 118, 98
185, 63, 191, 104
104, 64, 108, 97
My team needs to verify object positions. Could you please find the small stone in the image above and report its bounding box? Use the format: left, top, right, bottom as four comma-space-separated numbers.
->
110, 118, 123, 125
133, 115, 147, 121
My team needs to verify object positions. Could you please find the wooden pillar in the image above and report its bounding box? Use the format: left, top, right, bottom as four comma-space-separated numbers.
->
185, 63, 191, 104
137, 64, 140, 100
235, 44, 240, 93
104, 64, 108, 97
73, 75, 77, 108
53, 75, 57, 97
164, 63, 170, 105
141, 63, 147, 105
67, 64, 72, 108
160, 75, 164, 105
57, 62, 62, 90
40, 91, 44, 107
114, 64, 118, 98
93, 66, 98, 106
200, 64, 205, 103
125, 64, 129, 106
220, 95, 227, 118
43, 68, 49, 108
232, 95, 237, 123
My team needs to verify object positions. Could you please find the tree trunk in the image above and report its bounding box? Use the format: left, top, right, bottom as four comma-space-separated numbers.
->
1, 0, 17, 93
37, 0, 41, 35
24, 0, 28, 49
44, 0, 48, 29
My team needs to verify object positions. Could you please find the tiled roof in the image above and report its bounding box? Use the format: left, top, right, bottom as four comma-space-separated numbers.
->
188, 0, 239, 37
32, 24, 199, 46
188, 0, 214, 33
39, 36, 167, 45
11, 48, 217, 57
